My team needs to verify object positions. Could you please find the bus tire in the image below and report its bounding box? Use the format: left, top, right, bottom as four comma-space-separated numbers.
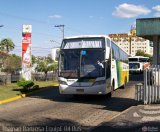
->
107, 92, 112, 98
111, 79, 115, 94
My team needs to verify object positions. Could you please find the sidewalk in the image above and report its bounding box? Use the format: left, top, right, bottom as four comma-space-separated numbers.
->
92, 104, 160, 132
92, 103, 160, 132
92, 76, 160, 132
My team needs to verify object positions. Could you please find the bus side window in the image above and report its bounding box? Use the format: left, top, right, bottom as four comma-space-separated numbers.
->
112, 48, 115, 59
111, 41, 120, 60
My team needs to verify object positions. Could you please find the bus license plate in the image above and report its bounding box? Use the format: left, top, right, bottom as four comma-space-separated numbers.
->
76, 89, 84, 92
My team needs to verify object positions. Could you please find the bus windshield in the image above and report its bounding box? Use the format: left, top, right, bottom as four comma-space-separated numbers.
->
129, 63, 140, 69
129, 57, 149, 62
129, 58, 138, 62
139, 58, 149, 62
59, 49, 105, 78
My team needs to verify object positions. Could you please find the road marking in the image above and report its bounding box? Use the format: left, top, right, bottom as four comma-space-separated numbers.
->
144, 105, 160, 110
133, 112, 141, 117
141, 116, 160, 121
139, 109, 160, 114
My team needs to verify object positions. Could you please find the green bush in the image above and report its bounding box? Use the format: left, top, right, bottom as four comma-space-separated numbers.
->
32, 85, 39, 90
17, 78, 34, 90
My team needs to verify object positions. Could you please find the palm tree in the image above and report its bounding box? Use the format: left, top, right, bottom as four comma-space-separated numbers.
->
0, 38, 15, 53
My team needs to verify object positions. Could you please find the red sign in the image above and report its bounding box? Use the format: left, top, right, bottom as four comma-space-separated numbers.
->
22, 25, 32, 80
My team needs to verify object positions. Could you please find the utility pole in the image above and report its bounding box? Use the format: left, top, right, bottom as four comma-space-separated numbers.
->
54, 25, 65, 39
0, 25, 4, 40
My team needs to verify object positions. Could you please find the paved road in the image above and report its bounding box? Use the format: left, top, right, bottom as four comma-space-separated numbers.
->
92, 104, 160, 132
0, 79, 140, 132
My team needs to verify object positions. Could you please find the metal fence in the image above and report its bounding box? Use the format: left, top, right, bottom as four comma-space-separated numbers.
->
32, 72, 58, 81
0, 75, 7, 85
0, 72, 58, 85
135, 65, 160, 104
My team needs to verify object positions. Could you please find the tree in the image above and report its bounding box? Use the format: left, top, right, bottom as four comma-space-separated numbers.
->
136, 50, 152, 58
2, 54, 21, 73
31, 55, 36, 64
0, 51, 8, 70
48, 62, 58, 72
136, 50, 152, 62
36, 60, 58, 81
0, 38, 15, 53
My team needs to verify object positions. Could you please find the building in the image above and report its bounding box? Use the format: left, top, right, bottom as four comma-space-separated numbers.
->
109, 27, 153, 56
51, 48, 60, 62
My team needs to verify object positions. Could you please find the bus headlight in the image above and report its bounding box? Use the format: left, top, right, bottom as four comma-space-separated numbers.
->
59, 80, 68, 85
93, 80, 105, 86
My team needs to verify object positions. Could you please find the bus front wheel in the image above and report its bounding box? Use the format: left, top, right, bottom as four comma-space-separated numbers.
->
111, 80, 115, 93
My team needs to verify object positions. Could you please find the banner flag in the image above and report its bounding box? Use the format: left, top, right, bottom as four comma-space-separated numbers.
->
22, 25, 32, 80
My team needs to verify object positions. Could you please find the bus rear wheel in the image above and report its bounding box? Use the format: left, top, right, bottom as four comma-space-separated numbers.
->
107, 80, 115, 98
123, 77, 127, 89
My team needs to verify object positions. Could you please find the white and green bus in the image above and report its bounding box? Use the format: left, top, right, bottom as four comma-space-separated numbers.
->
58, 35, 129, 95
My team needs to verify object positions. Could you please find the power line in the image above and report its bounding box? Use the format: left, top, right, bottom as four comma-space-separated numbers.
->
55, 24, 65, 39
0, 11, 47, 24
14, 45, 59, 49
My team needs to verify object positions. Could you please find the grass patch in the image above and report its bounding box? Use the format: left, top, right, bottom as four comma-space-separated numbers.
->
0, 80, 58, 101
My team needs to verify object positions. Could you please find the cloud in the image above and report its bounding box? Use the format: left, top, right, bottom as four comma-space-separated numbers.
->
154, 12, 160, 17
112, 3, 151, 18
152, 5, 160, 17
48, 14, 62, 19
152, 5, 160, 12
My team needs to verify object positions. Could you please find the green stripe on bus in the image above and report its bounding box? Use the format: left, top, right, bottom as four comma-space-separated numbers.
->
116, 60, 121, 87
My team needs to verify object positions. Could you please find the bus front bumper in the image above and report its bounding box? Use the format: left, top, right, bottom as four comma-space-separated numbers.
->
59, 84, 108, 95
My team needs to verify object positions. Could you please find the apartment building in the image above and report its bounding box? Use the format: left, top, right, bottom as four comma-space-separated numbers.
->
109, 28, 153, 56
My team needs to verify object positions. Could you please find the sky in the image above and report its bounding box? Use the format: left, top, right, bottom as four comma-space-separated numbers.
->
0, 0, 160, 56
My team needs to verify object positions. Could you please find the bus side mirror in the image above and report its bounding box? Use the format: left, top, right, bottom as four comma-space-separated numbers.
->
104, 59, 109, 62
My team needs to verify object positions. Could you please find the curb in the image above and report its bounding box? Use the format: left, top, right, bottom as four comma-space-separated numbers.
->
53, 84, 59, 86
0, 83, 59, 105
0, 94, 26, 105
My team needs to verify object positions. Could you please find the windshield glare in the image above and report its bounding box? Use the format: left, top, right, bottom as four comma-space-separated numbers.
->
60, 49, 105, 78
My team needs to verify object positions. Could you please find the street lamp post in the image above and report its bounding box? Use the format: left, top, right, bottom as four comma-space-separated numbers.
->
54, 25, 65, 39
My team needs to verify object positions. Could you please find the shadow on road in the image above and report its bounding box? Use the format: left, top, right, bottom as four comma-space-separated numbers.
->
28, 85, 140, 113
0, 118, 89, 132
91, 120, 160, 132
1, 117, 160, 132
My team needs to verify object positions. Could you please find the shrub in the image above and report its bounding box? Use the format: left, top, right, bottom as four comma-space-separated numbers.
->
17, 78, 34, 90
32, 85, 39, 90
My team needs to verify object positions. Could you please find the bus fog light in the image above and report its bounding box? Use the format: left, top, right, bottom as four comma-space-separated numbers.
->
98, 92, 102, 94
